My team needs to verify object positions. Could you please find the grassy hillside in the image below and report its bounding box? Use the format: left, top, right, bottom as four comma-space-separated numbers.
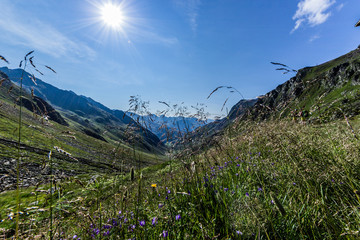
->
1, 118, 359, 239
0, 67, 165, 154
0, 73, 166, 194
245, 48, 360, 122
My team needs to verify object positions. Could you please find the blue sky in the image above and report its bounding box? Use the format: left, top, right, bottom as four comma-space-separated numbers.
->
0, 0, 359, 118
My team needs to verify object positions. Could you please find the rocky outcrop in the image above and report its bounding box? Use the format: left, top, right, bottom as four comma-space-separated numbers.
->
243, 48, 360, 121
21, 96, 68, 126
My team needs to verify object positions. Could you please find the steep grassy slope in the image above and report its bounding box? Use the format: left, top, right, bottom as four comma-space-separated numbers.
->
0, 72, 166, 192
245, 47, 360, 121
0, 67, 164, 153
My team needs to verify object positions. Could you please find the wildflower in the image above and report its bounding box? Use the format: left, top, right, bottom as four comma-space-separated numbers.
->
237, 164, 240, 167
159, 203, 164, 208
175, 214, 181, 221
245, 192, 249, 197
162, 230, 168, 238
151, 184, 157, 188
152, 217, 157, 226
167, 190, 171, 194
103, 230, 110, 236
258, 187, 263, 192
271, 200, 274, 205
293, 182, 296, 186
331, 179, 335, 183
236, 230, 243, 235
139, 220, 145, 227
103, 224, 112, 229
224, 188, 228, 192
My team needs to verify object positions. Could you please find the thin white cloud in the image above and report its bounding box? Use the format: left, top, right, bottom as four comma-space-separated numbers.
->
173, 0, 201, 33
0, 1, 96, 60
336, 3, 344, 11
292, 0, 336, 32
309, 34, 320, 42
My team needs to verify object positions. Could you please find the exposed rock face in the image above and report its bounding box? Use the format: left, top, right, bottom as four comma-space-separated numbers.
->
185, 99, 257, 145
243, 48, 360, 122
1, 70, 68, 126
21, 96, 68, 126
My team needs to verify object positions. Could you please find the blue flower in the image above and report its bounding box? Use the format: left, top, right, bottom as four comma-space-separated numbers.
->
245, 192, 249, 197
162, 230, 168, 238
152, 217, 157, 226
139, 220, 145, 227
175, 214, 181, 221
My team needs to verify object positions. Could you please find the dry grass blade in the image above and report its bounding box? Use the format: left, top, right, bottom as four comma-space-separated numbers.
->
159, 101, 170, 108
0, 79, 6, 87
45, 65, 56, 73
207, 86, 224, 99
30, 74, 37, 85
29, 57, 36, 68
0, 55, 9, 64
355, 19, 360, 27
35, 69, 44, 75
270, 62, 288, 68
221, 98, 229, 112
24, 50, 34, 60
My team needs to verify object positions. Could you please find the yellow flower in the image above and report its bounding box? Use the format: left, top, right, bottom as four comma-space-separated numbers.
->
151, 184, 157, 188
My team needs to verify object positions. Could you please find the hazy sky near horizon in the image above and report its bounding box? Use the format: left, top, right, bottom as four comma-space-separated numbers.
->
0, 0, 359, 118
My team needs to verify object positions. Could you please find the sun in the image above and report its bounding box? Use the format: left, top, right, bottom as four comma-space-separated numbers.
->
100, 3, 125, 29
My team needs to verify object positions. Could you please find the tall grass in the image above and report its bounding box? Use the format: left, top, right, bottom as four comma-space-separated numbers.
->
0, 52, 57, 239
2, 117, 358, 239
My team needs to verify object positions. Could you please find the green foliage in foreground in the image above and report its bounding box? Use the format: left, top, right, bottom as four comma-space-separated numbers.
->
1, 120, 360, 239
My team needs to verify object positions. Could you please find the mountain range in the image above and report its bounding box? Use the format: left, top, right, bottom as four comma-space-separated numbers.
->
126, 112, 213, 143
0, 67, 164, 153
